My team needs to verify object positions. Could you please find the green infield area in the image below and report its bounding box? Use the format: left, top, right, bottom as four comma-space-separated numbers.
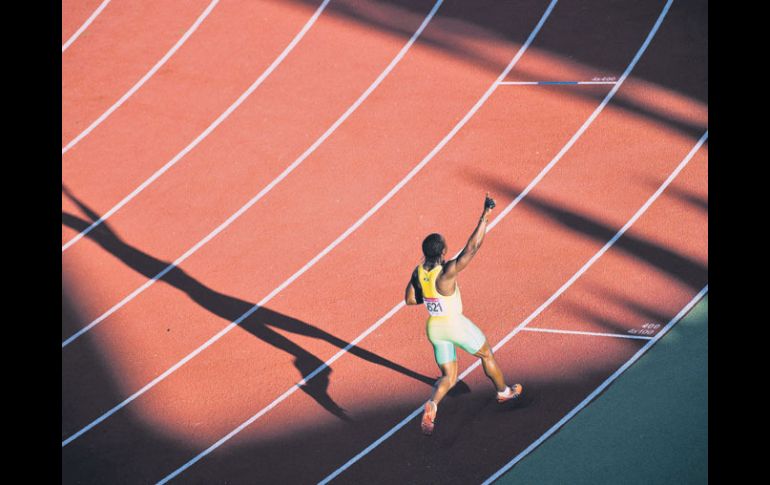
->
496, 295, 708, 485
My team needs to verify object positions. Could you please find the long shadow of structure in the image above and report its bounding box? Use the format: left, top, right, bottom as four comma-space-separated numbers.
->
299, 0, 707, 101
293, 0, 707, 141
654, 180, 708, 212
61, 185, 446, 421
464, 176, 708, 291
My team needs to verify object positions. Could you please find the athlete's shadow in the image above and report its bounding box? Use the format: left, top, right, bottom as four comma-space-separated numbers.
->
61, 185, 456, 421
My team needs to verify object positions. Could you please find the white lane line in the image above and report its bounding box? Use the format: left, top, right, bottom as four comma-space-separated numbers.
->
61, 0, 333, 252
62, 0, 221, 155
318, 127, 707, 485
169, 0, 686, 479
486, 0, 674, 234
521, 327, 654, 340
152, 3, 560, 482
62, 0, 112, 53
60, 0, 442, 348
62, 0, 451, 445
482, 285, 708, 485
497, 81, 617, 85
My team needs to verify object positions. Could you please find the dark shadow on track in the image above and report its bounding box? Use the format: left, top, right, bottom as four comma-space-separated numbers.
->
169, 367, 639, 484
62, 288, 201, 484
292, 0, 706, 141
295, 0, 707, 102
61, 185, 439, 422
463, 176, 708, 291
62, 276, 658, 484
649, 179, 708, 212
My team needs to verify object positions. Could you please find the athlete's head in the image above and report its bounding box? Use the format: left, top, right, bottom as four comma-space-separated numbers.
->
422, 233, 446, 263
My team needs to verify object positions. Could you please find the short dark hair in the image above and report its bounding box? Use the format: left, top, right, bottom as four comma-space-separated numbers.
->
422, 233, 445, 261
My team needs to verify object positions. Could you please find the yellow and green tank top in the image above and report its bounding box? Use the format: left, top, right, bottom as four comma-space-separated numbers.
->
416, 264, 463, 317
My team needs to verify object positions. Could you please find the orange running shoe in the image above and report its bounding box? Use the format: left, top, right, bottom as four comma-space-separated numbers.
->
421, 401, 437, 435
497, 384, 523, 403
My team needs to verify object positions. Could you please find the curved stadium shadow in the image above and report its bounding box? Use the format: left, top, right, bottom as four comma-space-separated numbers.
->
153, 369, 631, 484
62, 288, 203, 483
291, 0, 707, 141
63, 277, 661, 484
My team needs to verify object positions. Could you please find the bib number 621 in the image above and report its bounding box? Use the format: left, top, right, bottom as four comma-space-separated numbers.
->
425, 298, 444, 315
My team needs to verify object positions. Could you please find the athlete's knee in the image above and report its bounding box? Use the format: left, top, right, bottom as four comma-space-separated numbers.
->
447, 370, 458, 386
437, 373, 457, 390
475, 345, 493, 360
441, 363, 458, 385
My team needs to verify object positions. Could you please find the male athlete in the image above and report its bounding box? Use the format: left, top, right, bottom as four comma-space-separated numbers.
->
405, 193, 522, 435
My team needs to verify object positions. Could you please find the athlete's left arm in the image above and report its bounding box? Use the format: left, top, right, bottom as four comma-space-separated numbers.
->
404, 268, 423, 305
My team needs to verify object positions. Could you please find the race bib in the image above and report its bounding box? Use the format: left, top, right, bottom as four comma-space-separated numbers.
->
424, 297, 446, 316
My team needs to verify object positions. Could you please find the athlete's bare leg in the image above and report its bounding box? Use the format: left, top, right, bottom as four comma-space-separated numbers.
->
473, 341, 507, 392
421, 360, 458, 434
430, 360, 458, 406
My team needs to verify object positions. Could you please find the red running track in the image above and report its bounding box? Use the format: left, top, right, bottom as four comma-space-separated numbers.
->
61, 0, 707, 482
62, 0, 213, 143
62, 0, 108, 47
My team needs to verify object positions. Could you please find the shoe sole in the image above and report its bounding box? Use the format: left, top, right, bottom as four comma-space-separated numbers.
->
497, 384, 523, 403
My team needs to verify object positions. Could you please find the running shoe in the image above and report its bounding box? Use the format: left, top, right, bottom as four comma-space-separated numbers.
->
497, 384, 523, 403
421, 401, 437, 435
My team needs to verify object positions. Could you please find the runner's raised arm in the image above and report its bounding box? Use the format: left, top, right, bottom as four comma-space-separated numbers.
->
443, 193, 496, 278
407, 192, 522, 436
